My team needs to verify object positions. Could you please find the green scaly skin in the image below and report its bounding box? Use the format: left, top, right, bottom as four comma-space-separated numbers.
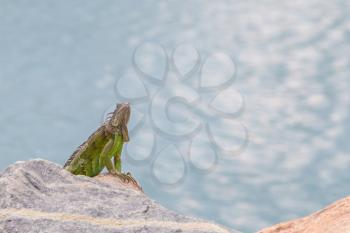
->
63, 103, 138, 185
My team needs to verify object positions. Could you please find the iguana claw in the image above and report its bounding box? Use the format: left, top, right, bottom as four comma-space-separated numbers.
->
112, 171, 142, 190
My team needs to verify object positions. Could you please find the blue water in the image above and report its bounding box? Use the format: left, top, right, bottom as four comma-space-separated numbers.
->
1, 1, 350, 232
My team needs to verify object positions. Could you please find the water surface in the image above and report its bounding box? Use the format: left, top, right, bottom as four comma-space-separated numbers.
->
1, 1, 350, 232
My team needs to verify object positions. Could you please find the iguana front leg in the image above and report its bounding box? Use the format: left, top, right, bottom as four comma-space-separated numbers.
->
114, 155, 139, 186
98, 135, 139, 186
114, 154, 138, 185
113, 138, 123, 173
99, 138, 116, 175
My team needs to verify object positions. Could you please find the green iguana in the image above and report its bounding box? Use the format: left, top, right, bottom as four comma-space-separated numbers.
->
63, 103, 138, 185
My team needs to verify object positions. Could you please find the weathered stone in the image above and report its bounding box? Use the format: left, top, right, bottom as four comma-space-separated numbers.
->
0, 159, 235, 233
257, 196, 350, 233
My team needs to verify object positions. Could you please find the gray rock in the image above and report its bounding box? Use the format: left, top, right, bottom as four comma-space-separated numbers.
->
0, 159, 235, 233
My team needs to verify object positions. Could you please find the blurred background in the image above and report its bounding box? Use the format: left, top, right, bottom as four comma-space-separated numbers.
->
1, 1, 350, 232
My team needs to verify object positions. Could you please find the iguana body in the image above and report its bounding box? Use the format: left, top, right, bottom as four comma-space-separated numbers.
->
64, 103, 136, 183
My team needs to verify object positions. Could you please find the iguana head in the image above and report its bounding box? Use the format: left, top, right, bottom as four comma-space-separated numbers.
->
106, 103, 131, 142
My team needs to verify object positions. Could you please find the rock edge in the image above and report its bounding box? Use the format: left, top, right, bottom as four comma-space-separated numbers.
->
0, 159, 235, 233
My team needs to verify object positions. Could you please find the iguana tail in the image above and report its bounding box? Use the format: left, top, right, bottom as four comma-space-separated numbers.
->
63, 153, 76, 168
63, 143, 86, 168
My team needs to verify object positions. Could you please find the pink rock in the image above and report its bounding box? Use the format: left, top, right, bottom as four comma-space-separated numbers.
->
258, 196, 350, 233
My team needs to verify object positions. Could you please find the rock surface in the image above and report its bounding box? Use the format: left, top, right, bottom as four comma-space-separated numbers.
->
257, 195, 350, 233
0, 159, 235, 233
